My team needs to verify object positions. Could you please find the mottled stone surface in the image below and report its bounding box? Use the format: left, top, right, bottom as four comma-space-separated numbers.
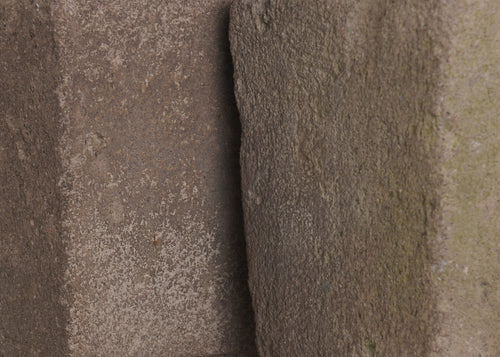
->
0, 1, 68, 355
1, 0, 256, 356
434, 1, 500, 355
231, 0, 499, 356
53, 0, 255, 355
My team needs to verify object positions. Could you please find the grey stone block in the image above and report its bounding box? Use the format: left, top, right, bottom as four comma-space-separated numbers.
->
230, 0, 500, 356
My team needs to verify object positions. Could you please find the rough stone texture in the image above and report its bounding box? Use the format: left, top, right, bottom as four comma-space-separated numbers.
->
434, 1, 500, 355
230, 0, 499, 356
1, 0, 256, 356
0, 1, 68, 355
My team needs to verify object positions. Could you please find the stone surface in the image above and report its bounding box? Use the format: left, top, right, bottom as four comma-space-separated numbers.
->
0, 1, 68, 355
230, 0, 499, 356
1, 0, 256, 355
434, 1, 500, 355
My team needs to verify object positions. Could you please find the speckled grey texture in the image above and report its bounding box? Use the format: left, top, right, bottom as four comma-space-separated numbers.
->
1, 0, 256, 355
231, 0, 499, 356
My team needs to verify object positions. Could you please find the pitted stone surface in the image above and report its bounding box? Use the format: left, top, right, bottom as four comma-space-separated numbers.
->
1, 0, 256, 356
231, 0, 499, 356
1, 1, 67, 355
52, 1, 255, 355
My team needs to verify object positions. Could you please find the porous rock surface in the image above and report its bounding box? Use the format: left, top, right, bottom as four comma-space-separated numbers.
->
1, 0, 256, 355
1, 1, 67, 355
230, 0, 500, 356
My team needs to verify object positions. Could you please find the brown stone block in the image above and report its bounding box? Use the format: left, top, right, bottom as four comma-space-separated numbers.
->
1, 0, 255, 355
231, 0, 500, 356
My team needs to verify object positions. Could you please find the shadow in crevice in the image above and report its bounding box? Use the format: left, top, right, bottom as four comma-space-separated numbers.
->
212, 4, 258, 356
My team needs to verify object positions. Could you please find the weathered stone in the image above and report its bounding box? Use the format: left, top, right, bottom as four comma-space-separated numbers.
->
1, 0, 255, 355
230, 0, 499, 356
0, 1, 67, 355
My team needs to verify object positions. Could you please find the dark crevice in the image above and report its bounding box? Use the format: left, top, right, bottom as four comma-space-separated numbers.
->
213, 4, 257, 356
